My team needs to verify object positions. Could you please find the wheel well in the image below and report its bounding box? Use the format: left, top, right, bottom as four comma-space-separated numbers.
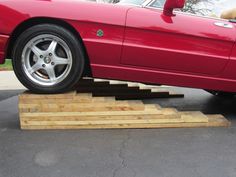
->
7, 17, 92, 76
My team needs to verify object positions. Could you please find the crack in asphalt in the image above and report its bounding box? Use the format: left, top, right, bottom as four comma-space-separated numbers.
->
112, 131, 136, 177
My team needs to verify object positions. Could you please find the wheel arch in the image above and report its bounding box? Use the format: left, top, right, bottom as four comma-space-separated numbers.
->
7, 17, 92, 76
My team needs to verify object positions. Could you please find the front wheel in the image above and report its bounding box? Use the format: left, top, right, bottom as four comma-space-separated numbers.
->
12, 24, 85, 94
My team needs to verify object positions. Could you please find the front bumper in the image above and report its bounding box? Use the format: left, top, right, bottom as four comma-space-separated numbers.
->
0, 34, 9, 64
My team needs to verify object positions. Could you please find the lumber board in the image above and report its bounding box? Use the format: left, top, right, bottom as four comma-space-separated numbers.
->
19, 103, 145, 112
21, 116, 230, 130
19, 91, 76, 99
21, 114, 209, 125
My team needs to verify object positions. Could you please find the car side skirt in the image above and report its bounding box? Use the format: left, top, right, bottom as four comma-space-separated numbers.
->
91, 64, 236, 93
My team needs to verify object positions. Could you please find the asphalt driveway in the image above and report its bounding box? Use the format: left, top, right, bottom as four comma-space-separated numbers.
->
1, 72, 236, 177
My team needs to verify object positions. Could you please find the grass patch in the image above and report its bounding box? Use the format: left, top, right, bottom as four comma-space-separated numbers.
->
0, 59, 13, 71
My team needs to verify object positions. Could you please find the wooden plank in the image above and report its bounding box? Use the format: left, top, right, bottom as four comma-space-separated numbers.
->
19, 99, 146, 112
19, 91, 76, 99
19, 96, 116, 104
22, 111, 205, 121
22, 117, 205, 126
21, 113, 208, 125
21, 114, 183, 122
21, 116, 229, 130
19, 106, 180, 118
19, 110, 171, 117
19, 103, 145, 112
20, 111, 208, 124
19, 100, 143, 108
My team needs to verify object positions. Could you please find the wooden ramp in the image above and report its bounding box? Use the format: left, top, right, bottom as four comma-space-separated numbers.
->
19, 91, 230, 130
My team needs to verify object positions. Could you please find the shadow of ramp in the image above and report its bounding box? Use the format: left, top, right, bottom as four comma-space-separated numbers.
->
0, 95, 20, 130
0, 90, 25, 102
202, 96, 236, 117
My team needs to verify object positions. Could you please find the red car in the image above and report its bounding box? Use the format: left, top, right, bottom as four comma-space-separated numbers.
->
0, 0, 236, 95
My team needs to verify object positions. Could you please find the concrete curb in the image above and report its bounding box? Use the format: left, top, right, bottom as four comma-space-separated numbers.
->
0, 71, 26, 90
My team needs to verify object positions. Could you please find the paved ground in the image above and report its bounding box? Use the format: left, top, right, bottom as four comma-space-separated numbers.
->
1, 72, 236, 177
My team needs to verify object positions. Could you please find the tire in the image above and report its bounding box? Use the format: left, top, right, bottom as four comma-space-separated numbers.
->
205, 90, 235, 98
12, 24, 85, 94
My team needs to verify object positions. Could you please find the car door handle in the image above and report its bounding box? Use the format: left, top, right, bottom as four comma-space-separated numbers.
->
214, 22, 233, 28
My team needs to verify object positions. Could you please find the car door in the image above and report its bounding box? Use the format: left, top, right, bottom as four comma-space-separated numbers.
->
121, 7, 236, 75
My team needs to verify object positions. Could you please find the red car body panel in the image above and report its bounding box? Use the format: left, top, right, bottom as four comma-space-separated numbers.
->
0, 0, 129, 67
221, 44, 236, 80
122, 8, 235, 75
1, 0, 236, 92
0, 34, 9, 62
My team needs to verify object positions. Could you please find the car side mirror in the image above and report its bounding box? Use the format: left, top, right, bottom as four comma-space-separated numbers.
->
163, 0, 185, 17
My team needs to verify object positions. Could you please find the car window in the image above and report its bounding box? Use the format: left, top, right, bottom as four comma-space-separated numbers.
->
148, 0, 235, 18
149, 0, 165, 8
118, 0, 146, 5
